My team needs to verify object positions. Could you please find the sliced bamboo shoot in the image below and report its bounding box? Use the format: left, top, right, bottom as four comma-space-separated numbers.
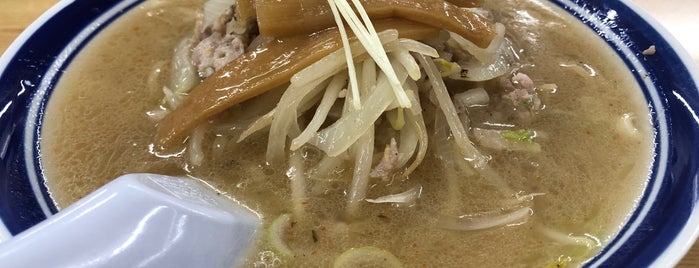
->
256, 0, 495, 48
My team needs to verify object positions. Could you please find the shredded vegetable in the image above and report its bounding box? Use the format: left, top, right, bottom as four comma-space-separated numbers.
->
438, 207, 532, 231
187, 124, 206, 166
329, 0, 412, 108
171, 37, 199, 95
291, 73, 348, 150
417, 54, 488, 168
268, 214, 295, 258
538, 227, 601, 249
287, 150, 308, 219
346, 126, 375, 216
366, 186, 422, 205
327, 0, 361, 109
333, 246, 403, 268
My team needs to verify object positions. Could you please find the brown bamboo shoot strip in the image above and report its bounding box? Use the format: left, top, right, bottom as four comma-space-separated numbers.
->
240, 0, 482, 22
156, 19, 438, 147
236, 0, 256, 22
255, 0, 495, 48
446, 0, 483, 7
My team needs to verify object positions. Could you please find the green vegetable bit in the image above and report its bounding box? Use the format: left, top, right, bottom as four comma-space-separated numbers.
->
501, 129, 535, 143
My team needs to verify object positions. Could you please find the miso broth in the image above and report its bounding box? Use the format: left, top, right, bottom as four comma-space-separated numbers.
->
41, 0, 654, 266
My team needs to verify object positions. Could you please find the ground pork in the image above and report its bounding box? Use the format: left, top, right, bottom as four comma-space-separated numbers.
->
501, 72, 543, 122
191, 5, 250, 77
192, 33, 247, 77
370, 138, 400, 179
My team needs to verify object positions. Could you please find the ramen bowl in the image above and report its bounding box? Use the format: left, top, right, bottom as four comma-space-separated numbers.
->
0, 0, 698, 266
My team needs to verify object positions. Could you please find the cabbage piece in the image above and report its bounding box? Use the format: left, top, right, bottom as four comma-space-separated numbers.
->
453, 87, 489, 112
447, 23, 510, 82
449, 22, 505, 64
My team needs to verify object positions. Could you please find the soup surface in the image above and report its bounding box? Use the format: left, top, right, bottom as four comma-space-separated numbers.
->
41, 0, 654, 266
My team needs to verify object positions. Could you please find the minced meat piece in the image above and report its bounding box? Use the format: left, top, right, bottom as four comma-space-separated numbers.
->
370, 138, 400, 179
191, 5, 251, 77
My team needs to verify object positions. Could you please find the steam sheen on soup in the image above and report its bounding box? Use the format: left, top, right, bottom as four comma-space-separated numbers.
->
41, 0, 653, 267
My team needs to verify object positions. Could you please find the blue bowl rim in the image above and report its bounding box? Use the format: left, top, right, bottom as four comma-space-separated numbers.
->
0, 0, 698, 267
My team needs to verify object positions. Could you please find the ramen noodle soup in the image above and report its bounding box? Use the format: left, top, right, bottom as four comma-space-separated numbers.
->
41, 0, 654, 266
